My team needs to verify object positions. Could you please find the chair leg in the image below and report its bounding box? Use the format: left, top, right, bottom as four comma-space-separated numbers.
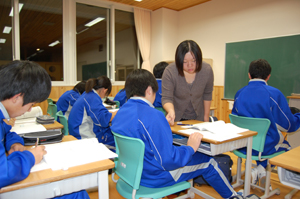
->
260, 164, 280, 199
284, 188, 298, 199
232, 157, 244, 188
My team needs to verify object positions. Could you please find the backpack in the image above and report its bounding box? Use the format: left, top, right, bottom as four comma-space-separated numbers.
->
194, 154, 233, 185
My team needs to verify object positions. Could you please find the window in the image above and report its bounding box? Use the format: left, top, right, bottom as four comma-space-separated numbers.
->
0, 0, 13, 63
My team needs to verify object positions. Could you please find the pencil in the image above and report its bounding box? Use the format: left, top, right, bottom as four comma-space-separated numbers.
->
35, 137, 39, 148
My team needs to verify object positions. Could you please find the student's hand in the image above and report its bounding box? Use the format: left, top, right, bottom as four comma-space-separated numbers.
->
187, 132, 203, 153
3, 118, 16, 127
166, 110, 175, 126
28, 145, 47, 164
8, 143, 26, 155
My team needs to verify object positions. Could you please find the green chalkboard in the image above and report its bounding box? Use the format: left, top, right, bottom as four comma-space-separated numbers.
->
82, 62, 107, 81
224, 34, 300, 99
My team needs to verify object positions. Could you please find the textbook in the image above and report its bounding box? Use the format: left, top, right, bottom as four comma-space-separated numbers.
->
179, 120, 248, 141
12, 106, 47, 134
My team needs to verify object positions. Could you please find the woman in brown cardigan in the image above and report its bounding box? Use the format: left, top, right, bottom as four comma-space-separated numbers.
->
162, 40, 214, 125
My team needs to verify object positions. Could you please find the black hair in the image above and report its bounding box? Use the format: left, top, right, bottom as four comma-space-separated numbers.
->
73, 81, 86, 94
85, 76, 112, 96
248, 59, 272, 80
0, 60, 51, 105
153, 61, 168, 78
175, 40, 202, 76
125, 69, 158, 99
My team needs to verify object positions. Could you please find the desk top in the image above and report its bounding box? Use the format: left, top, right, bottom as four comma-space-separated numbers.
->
0, 135, 115, 193
287, 96, 300, 99
269, 146, 300, 173
43, 121, 64, 130
170, 120, 257, 145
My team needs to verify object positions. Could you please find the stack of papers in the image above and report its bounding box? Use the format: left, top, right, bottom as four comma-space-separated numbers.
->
31, 138, 118, 172
179, 120, 248, 141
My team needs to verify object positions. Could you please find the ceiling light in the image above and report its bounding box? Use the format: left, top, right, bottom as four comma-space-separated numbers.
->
49, 40, 60, 47
0, 39, 6, 43
9, 3, 24, 17
3, 26, 12, 34
135, 0, 143, 2
85, 17, 105, 27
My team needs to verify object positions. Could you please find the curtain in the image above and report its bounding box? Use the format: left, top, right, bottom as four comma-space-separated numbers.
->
134, 8, 151, 71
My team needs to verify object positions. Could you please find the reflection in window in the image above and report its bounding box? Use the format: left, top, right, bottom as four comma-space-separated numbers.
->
76, 3, 108, 81
0, 0, 13, 63
115, 10, 139, 81
19, 0, 63, 81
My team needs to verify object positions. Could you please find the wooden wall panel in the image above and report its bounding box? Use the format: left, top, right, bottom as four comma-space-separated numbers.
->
39, 85, 232, 122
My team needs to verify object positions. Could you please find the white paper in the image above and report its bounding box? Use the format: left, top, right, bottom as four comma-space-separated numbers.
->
32, 138, 118, 171
178, 129, 242, 141
15, 106, 43, 120
11, 122, 47, 135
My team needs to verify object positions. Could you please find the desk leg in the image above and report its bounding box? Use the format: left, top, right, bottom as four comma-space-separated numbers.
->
98, 170, 109, 199
244, 136, 253, 197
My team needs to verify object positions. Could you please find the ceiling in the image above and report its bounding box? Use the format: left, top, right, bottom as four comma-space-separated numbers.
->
107, 0, 211, 11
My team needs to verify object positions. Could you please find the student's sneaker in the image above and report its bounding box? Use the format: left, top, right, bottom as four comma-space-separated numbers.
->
251, 167, 259, 185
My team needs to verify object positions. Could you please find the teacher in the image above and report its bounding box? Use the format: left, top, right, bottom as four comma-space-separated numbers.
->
162, 40, 214, 125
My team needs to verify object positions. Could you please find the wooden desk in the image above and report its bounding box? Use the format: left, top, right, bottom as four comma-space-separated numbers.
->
269, 146, 300, 198
43, 121, 64, 131
0, 135, 115, 199
171, 120, 257, 198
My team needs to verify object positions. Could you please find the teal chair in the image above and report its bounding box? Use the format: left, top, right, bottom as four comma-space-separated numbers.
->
229, 114, 283, 199
56, 111, 68, 135
112, 132, 191, 199
47, 102, 57, 120
114, 100, 120, 108
47, 98, 53, 104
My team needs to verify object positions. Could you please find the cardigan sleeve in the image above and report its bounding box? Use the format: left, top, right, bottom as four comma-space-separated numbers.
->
161, 64, 176, 106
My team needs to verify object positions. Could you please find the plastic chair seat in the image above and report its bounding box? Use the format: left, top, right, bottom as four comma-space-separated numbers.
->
56, 111, 68, 135
116, 178, 190, 199
233, 150, 285, 161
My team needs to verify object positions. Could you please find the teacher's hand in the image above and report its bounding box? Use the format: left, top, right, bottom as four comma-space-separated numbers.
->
166, 110, 175, 126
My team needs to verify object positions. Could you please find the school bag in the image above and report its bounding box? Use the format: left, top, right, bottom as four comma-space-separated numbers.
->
193, 154, 233, 185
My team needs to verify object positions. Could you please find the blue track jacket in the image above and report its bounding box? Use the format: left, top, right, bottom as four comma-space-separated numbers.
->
232, 79, 300, 155
68, 90, 114, 146
113, 89, 127, 107
0, 104, 35, 188
153, 79, 163, 108
56, 90, 80, 119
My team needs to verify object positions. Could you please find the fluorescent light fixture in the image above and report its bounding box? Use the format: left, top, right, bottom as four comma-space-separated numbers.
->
85, 17, 105, 27
135, 0, 142, 2
3, 26, 12, 34
9, 3, 24, 17
0, 39, 6, 43
49, 40, 60, 47
77, 28, 89, 34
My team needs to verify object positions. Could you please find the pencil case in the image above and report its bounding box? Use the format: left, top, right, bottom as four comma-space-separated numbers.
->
22, 130, 64, 146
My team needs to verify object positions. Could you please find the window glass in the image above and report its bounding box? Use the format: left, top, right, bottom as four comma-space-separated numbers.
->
76, 3, 108, 81
115, 9, 139, 81
0, 0, 13, 64
19, 0, 63, 81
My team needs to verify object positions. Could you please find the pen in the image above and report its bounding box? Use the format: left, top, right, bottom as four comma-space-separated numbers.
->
35, 137, 39, 148
177, 124, 193, 126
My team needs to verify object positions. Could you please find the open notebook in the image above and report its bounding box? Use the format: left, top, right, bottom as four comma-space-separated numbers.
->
179, 120, 248, 141
31, 138, 118, 172
11, 106, 47, 134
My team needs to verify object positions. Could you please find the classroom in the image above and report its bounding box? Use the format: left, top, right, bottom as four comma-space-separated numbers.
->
0, 0, 300, 198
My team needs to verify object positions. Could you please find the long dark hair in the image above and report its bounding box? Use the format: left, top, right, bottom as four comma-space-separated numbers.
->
85, 76, 112, 96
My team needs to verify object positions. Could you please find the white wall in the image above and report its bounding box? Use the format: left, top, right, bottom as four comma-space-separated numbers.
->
151, 0, 300, 86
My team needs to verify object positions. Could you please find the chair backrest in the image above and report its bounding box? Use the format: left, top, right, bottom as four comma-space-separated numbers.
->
47, 102, 57, 120
229, 114, 271, 152
47, 98, 53, 104
56, 111, 68, 135
155, 107, 166, 115
112, 131, 145, 190
114, 100, 120, 108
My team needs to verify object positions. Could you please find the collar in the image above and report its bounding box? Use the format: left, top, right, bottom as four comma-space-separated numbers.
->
130, 97, 154, 108
249, 79, 268, 85
0, 102, 10, 119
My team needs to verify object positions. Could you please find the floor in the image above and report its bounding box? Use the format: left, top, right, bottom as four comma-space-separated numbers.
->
88, 152, 300, 199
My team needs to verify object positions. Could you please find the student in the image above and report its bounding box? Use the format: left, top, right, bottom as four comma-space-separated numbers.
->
113, 88, 126, 107
111, 69, 239, 199
153, 61, 168, 108
232, 59, 300, 185
68, 76, 117, 146
0, 60, 89, 198
56, 81, 86, 119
